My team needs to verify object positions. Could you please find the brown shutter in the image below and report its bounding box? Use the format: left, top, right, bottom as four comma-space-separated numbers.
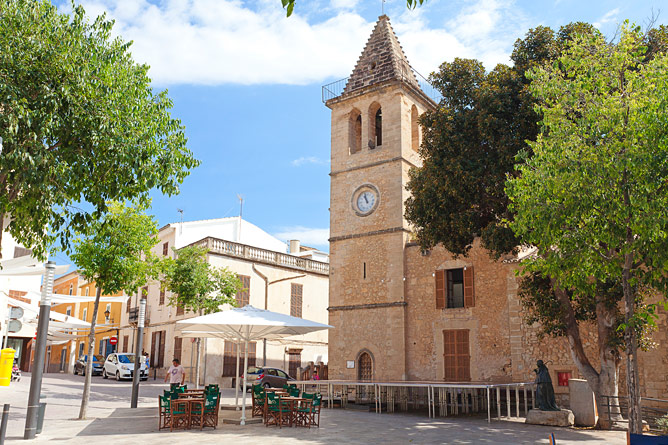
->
248, 342, 257, 368
173, 337, 182, 362
236, 275, 250, 307
122, 335, 129, 353
159, 287, 165, 306
150, 331, 157, 367
176, 303, 184, 316
435, 270, 445, 309
443, 329, 471, 382
291, 283, 303, 318
158, 331, 165, 368
222, 341, 235, 377
463, 266, 475, 308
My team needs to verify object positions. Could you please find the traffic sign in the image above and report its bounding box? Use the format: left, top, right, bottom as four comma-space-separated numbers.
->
109, 336, 118, 345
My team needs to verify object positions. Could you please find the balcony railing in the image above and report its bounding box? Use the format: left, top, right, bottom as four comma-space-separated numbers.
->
322, 60, 442, 105
193, 237, 329, 276
128, 305, 150, 325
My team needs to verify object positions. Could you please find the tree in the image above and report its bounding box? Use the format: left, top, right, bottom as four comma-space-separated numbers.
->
70, 201, 162, 419
405, 22, 668, 429
507, 25, 668, 433
0, 0, 199, 260
162, 245, 241, 386
280, 0, 427, 16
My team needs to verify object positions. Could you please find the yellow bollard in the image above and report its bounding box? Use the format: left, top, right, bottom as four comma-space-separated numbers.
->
0, 349, 16, 386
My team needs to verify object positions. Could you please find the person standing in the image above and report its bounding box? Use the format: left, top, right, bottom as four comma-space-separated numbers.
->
164, 358, 186, 390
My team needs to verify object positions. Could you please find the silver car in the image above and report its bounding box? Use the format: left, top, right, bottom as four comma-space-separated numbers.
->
102, 353, 148, 381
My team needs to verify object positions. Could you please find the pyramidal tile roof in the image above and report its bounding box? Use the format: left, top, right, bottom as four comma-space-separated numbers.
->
343, 15, 419, 94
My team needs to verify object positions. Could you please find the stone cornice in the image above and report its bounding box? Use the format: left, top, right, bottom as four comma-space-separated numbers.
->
327, 301, 407, 312
330, 156, 418, 177
329, 226, 410, 243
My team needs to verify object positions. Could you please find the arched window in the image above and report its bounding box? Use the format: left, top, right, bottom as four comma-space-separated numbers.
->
349, 109, 362, 155
357, 351, 373, 380
368, 102, 382, 148
411, 105, 419, 152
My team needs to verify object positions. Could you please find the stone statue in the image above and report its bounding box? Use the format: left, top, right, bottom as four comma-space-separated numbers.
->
534, 360, 560, 411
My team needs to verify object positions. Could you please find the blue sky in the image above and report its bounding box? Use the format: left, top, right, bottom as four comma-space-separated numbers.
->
58, 0, 666, 254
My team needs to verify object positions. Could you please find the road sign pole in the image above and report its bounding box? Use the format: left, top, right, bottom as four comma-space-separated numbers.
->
130, 299, 146, 408
24, 261, 55, 440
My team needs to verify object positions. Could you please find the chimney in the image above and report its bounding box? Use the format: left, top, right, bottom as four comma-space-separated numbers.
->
289, 240, 301, 254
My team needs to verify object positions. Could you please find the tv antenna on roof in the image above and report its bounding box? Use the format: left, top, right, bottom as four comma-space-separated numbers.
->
177, 208, 184, 234
237, 195, 244, 242
382, 0, 385, 15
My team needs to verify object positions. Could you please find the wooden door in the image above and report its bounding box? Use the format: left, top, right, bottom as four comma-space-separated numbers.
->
443, 329, 470, 382
358, 352, 373, 380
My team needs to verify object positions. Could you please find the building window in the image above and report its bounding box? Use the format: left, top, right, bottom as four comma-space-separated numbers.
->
411, 105, 419, 152
443, 329, 470, 382
159, 287, 165, 306
122, 335, 129, 353
349, 109, 362, 154
163, 242, 169, 256
222, 341, 256, 377
69, 284, 73, 295
357, 351, 373, 380
66, 307, 71, 316
557, 371, 572, 387
150, 331, 166, 368
176, 304, 184, 316
435, 267, 475, 309
290, 283, 303, 318
82, 308, 87, 321
368, 103, 382, 148
236, 275, 250, 307
85, 287, 89, 296
288, 351, 302, 378
127, 294, 132, 313
78, 342, 84, 358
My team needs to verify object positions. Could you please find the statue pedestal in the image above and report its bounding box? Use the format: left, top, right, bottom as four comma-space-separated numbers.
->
526, 409, 575, 427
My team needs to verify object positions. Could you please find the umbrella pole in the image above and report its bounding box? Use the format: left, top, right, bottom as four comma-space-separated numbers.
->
241, 327, 250, 425
235, 338, 240, 410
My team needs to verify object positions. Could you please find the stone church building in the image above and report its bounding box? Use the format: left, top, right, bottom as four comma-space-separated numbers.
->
325, 15, 668, 403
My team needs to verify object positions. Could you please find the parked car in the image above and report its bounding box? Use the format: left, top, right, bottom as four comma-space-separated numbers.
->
241, 366, 294, 391
74, 355, 105, 376
102, 353, 148, 381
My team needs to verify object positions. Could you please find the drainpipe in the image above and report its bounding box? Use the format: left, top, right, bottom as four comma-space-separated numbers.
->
251, 265, 306, 367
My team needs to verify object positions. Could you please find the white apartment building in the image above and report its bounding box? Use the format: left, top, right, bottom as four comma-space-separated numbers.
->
119, 217, 329, 387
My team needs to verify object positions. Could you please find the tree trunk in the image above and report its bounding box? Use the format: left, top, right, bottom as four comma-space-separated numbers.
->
623, 255, 642, 434
551, 279, 622, 429
78, 286, 102, 420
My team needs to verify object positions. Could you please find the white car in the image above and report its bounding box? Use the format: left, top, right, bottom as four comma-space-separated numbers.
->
102, 353, 148, 381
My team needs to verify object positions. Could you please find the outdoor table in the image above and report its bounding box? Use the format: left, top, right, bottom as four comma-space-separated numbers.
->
177, 393, 206, 430
280, 396, 309, 427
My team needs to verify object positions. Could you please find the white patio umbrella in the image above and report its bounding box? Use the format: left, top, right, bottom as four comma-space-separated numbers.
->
175, 305, 332, 425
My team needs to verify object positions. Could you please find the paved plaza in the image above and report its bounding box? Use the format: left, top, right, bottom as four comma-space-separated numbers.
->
1, 374, 627, 444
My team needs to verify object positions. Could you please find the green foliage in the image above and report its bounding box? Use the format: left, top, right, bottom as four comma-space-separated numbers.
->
508, 24, 668, 304
163, 245, 241, 315
0, 0, 199, 260
280, 0, 427, 17
405, 23, 602, 259
658, 414, 668, 435
70, 201, 162, 295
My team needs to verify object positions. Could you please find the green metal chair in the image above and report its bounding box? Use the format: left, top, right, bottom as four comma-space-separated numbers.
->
252, 385, 266, 418
265, 392, 291, 428
169, 397, 190, 431
158, 395, 171, 430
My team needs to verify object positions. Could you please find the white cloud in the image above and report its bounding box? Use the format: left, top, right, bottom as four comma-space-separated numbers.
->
274, 226, 329, 246
593, 8, 620, 29
291, 156, 328, 166
70, 0, 530, 86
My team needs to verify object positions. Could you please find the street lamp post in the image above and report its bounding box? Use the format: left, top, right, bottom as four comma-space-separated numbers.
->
130, 298, 146, 408
24, 261, 56, 440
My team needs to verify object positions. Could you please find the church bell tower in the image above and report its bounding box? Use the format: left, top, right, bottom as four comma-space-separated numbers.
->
325, 15, 436, 380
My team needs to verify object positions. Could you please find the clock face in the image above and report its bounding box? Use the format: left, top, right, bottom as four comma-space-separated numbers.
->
357, 191, 376, 213
352, 184, 380, 216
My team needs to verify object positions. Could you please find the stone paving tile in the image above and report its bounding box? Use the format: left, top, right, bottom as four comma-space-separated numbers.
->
2, 373, 626, 445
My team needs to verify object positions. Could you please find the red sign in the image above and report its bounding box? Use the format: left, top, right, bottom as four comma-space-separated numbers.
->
109, 336, 118, 345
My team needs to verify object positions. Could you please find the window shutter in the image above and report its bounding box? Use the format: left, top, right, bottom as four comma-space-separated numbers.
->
456, 330, 471, 381
158, 331, 165, 368
435, 270, 445, 309
463, 266, 475, 308
122, 335, 129, 353
150, 332, 157, 367
173, 337, 182, 362
159, 287, 165, 306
